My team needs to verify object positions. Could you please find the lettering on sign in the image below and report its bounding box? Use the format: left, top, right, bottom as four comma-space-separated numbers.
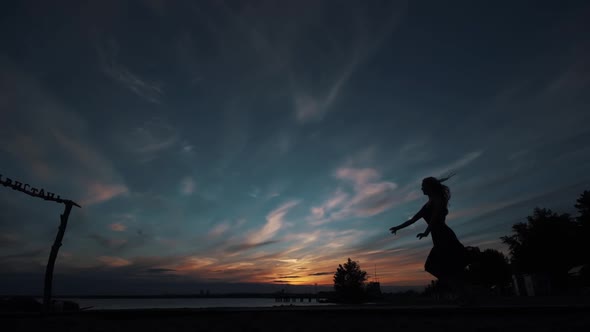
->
0, 174, 65, 203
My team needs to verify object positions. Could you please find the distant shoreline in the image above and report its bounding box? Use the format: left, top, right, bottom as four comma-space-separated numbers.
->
3, 293, 323, 299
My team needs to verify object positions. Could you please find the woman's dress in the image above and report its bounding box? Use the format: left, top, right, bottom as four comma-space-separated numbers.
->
420, 202, 468, 281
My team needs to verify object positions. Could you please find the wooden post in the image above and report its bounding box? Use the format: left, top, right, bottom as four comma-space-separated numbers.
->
43, 201, 74, 313
0, 174, 80, 313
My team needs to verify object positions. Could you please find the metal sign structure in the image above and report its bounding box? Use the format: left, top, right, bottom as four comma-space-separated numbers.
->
0, 174, 81, 313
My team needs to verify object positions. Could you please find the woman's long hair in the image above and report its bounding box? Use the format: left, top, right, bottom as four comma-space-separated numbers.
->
422, 173, 454, 207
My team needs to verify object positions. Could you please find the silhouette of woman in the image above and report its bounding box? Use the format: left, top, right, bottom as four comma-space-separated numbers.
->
389, 175, 468, 295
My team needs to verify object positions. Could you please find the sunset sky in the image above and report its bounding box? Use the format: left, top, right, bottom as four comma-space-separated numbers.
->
1, 1, 589, 295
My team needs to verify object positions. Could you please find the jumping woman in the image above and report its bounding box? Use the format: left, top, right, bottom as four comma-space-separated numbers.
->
389, 175, 469, 300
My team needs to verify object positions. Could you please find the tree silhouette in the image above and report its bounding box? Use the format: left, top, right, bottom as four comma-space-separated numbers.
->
501, 207, 580, 292
575, 190, 590, 222
574, 191, 590, 285
333, 258, 368, 303
465, 247, 512, 294
575, 190, 590, 247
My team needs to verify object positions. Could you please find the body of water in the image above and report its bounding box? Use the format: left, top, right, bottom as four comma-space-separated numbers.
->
56, 297, 334, 310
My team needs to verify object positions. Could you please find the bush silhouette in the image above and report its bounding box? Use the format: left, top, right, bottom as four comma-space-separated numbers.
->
465, 248, 512, 294
501, 191, 590, 292
333, 258, 368, 303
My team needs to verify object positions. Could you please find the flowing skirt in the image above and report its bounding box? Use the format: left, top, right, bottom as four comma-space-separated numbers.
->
424, 223, 468, 281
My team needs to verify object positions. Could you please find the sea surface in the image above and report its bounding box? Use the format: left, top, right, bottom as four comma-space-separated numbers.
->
55, 297, 334, 310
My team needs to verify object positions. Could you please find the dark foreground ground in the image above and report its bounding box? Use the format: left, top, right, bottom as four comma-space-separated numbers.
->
3, 301, 590, 332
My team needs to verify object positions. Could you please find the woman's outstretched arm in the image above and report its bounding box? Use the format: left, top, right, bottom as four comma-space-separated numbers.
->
390, 205, 426, 234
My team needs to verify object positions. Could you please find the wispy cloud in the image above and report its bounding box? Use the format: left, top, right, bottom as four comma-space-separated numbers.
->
0, 249, 46, 272
290, 2, 405, 124
248, 186, 261, 198
120, 118, 180, 163
89, 234, 128, 249
82, 182, 128, 206
180, 176, 195, 195
424, 150, 483, 181
346, 181, 400, 217
208, 222, 231, 238
246, 200, 299, 244
0, 233, 21, 248
225, 240, 280, 254
398, 136, 435, 164
309, 167, 404, 225
52, 130, 129, 205
447, 201, 519, 222
293, 65, 356, 123
108, 223, 127, 232
446, 151, 483, 171
175, 256, 217, 272
310, 189, 349, 220
98, 256, 132, 267
97, 39, 163, 104
343, 146, 378, 167
335, 168, 381, 188
2, 134, 54, 181
0, 59, 128, 206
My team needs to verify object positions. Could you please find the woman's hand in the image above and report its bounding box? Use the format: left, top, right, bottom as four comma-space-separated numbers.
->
416, 232, 428, 239
389, 226, 399, 234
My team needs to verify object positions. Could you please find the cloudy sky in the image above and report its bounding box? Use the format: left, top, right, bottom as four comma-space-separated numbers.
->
1, 0, 589, 295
